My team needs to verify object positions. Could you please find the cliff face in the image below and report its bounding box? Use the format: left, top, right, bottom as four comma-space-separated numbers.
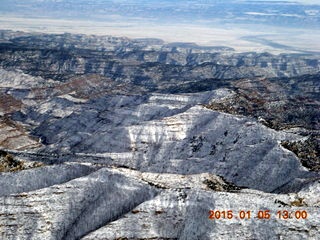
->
0, 30, 319, 239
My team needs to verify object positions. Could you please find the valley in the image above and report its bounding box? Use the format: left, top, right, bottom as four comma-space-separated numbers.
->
0, 30, 319, 239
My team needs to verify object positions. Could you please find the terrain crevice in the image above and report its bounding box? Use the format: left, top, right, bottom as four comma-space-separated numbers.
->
0, 163, 97, 197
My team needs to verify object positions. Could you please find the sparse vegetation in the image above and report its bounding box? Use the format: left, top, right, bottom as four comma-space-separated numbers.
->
203, 178, 242, 192
131, 210, 140, 214
205, 75, 320, 132
281, 137, 320, 171
190, 136, 204, 153
290, 198, 307, 207
0, 150, 44, 172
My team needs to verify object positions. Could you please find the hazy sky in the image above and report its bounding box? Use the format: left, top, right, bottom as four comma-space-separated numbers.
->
281, 0, 319, 3
0, 0, 319, 53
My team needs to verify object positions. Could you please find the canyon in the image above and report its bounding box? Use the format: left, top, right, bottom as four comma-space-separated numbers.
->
0, 30, 319, 239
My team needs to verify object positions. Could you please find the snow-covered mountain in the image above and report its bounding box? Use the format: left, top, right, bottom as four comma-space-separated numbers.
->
0, 30, 319, 239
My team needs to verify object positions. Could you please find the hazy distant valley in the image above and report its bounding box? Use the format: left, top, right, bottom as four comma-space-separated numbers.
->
1, 0, 320, 54
0, 29, 319, 239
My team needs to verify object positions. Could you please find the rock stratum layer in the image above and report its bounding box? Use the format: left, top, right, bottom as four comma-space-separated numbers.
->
0, 30, 319, 239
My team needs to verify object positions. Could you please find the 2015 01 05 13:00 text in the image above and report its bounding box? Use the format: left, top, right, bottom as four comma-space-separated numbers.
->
208, 210, 308, 220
